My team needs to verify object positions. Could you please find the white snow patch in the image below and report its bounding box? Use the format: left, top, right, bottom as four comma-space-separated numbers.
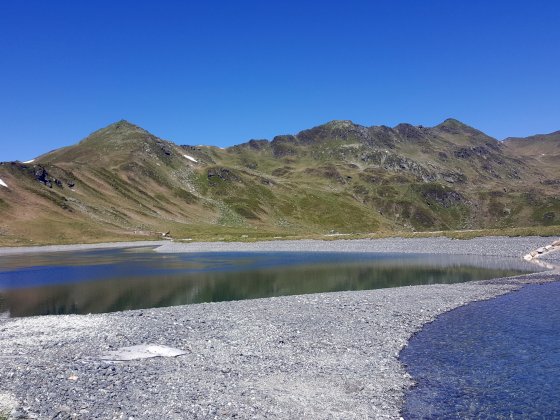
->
0, 178, 8, 188
183, 154, 198, 163
23, 159, 35, 163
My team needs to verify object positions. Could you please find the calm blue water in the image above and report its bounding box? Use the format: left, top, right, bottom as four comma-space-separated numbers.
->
401, 281, 560, 419
0, 248, 535, 317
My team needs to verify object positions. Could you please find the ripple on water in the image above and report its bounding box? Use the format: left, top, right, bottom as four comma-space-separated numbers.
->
401, 281, 560, 419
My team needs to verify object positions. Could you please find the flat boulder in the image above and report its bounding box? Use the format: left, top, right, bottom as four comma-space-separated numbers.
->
101, 344, 188, 361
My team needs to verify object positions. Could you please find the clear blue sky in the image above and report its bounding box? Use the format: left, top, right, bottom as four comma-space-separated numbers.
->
1, 0, 559, 161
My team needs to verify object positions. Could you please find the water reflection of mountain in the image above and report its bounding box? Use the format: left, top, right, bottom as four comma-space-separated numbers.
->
0, 251, 534, 317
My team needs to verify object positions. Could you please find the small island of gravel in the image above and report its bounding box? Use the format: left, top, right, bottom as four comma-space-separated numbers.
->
0, 236, 559, 419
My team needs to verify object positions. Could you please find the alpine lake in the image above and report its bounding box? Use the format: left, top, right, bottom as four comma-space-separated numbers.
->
0, 246, 536, 317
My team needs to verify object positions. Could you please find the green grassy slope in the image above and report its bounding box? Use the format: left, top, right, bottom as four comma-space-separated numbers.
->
503, 130, 560, 180
0, 119, 558, 245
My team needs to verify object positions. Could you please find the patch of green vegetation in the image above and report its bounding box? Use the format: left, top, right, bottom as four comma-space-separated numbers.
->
411, 207, 436, 230
92, 168, 137, 196
377, 185, 398, 198
173, 188, 199, 204
216, 203, 246, 227
229, 203, 260, 219
30, 187, 72, 212
530, 197, 560, 226
488, 199, 506, 217
283, 190, 379, 233
127, 162, 174, 190
408, 183, 470, 230
90, 167, 175, 212
191, 171, 209, 195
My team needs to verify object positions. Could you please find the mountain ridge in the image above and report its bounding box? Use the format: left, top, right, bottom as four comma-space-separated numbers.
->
0, 119, 558, 245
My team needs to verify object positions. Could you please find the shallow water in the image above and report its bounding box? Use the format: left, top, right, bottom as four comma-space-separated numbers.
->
0, 247, 535, 317
401, 281, 560, 419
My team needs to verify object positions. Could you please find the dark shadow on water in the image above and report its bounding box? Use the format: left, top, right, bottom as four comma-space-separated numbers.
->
401, 281, 560, 419
0, 248, 537, 317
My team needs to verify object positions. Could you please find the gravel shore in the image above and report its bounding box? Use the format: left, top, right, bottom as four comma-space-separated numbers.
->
0, 241, 167, 256
0, 236, 554, 258
0, 237, 558, 419
156, 236, 555, 258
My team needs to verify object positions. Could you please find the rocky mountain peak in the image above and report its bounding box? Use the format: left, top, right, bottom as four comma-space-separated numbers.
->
324, 120, 357, 129
35, 120, 169, 165
435, 118, 473, 131
86, 120, 151, 142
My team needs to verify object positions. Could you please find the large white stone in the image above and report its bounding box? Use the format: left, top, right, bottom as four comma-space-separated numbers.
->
0, 392, 18, 416
101, 344, 188, 361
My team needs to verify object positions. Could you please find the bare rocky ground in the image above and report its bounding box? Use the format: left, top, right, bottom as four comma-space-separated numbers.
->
0, 241, 167, 256
0, 237, 559, 419
156, 236, 557, 258
542, 248, 560, 262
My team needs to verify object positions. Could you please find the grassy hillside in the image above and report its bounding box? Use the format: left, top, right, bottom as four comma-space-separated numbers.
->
0, 119, 558, 245
503, 130, 560, 180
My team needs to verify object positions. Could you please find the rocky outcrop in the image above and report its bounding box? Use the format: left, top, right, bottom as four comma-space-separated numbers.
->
30, 165, 71, 189
155, 140, 172, 156
271, 135, 298, 158
207, 168, 240, 184
393, 123, 429, 143
246, 139, 269, 150
360, 151, 437, 181
34, 166, 52, 187
421, 188, 464, 208
454, 146, 491, 159
439, 172, 467, 184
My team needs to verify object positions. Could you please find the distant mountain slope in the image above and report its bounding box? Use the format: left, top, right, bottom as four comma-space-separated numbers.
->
503, 130, 560, 155
0, 119, 558, 245
503, 131, 560, 180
